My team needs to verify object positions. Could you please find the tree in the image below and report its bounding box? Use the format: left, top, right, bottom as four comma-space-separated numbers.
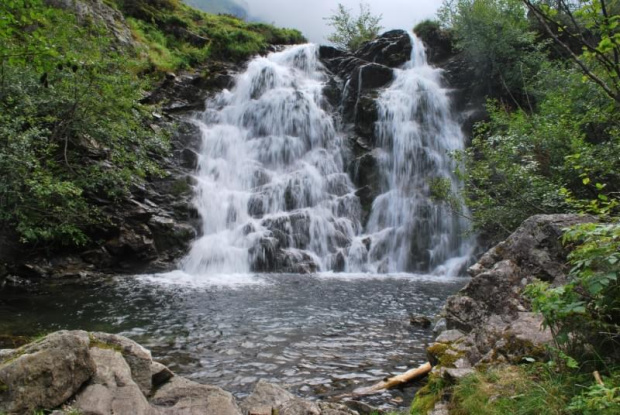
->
324, 2, 383, 51
437, 0, 543, 104
522, 0, 620, 104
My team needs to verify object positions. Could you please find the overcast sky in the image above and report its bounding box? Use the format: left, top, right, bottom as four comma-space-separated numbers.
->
241, 0, 444, 44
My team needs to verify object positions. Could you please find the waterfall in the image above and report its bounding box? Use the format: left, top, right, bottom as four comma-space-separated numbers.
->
181, 44, 361, 275
347, 35, 474, 275
181, 35, 473, 277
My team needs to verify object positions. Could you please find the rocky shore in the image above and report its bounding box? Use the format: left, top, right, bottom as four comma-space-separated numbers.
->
0, 330, 366, 415
418, 214, 594, 413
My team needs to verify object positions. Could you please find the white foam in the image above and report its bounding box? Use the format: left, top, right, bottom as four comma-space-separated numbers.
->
138, 270, 267, 288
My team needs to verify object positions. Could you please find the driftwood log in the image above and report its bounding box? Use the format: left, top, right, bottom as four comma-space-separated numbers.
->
351, 362, 432, 396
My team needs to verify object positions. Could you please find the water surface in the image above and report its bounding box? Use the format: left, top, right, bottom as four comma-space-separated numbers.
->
0, 273, 465, 408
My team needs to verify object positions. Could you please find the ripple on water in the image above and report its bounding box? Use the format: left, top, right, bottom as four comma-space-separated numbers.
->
0, 273, 467, 409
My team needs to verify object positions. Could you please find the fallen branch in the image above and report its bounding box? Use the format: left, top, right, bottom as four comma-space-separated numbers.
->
351, 362, 432, 396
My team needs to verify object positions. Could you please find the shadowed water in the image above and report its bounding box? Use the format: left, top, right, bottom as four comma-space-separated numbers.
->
0, 273, 466, 409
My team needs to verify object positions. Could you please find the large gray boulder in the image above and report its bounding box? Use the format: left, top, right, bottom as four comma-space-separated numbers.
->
152, 376, 242, 415
434, 215, 593, 368
0, 330, 96, 414
74, 347, 153, 415
89, 332, 153, 395
241, 380, 360, 415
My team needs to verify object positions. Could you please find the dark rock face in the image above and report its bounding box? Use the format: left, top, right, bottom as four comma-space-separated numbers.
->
355, 30, 413, 68
317, 31, 413, 234
414, 25, 453, 66
415, 26, 487, 138
430, 214, 594, 368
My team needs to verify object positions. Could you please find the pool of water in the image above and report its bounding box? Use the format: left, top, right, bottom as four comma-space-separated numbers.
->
0, 272, 466, 409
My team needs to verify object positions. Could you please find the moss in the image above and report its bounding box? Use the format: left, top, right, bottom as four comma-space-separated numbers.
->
428, 342, 465, 368
0, 379, 8, 393
411, 373, 446, 414
88, 334, 123, 353
171, 178, 192, 196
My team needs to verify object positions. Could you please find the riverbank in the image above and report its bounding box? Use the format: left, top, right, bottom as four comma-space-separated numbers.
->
411, 214, 620, 414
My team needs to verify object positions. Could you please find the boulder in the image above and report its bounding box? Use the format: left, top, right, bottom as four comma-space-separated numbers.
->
0, 330, 96, 414
74, 347, 152, 415
469, 214, 594, 282
241, 381, 338, 415
152, 376, 242, 415
435, 215, 591, 367
354, 30, 413, 68
241, 380, 295, 414
89, 332, 153, 395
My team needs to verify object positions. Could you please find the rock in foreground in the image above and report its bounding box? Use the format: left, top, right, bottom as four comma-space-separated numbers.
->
0, 331, 360, 415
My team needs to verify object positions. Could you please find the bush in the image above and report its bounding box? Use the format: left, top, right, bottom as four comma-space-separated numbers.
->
0, 1, 169, 247
324, 2, 383, 51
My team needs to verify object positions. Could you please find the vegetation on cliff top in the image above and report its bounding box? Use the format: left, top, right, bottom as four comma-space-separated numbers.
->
324, 2, 383, 51
0, 0, 304, 249
421, 0, 620, 243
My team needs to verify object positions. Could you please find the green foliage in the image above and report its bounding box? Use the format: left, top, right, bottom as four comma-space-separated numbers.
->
568, 373, 620, 414
447, 364, 583, 414
438, 0, 545, 100
526, 222, 620, 365
324, 2, 383, 51
121, 1, 304, 71
523, 0, 620, 104
410, 373, 446, 414
452, 59, 620, 242
0, 0, 304, 249
0, 1, 169, 247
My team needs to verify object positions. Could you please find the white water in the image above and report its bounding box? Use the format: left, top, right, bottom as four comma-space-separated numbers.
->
180, 35, 473, 277
347, 36, 474, 275
181, 44, 361, 275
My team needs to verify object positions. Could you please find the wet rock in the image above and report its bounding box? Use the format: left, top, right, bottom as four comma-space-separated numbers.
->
148, 215, 197, 257
318, 45, 347, 61
414, 24, 454, 66
0, 330, 96, 414
409, 314, 432, 328
152, 376, 242, 415
351, 63, 393, 90
354, 30, 413, 68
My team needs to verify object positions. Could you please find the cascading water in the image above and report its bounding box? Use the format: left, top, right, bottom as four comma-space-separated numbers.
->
347, 35, 474, 275
181, 35, 473, 276
181, 44, 361, 275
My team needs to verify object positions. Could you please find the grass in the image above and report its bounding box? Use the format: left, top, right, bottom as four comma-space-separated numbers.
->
410, 363, 620, 415
106, 0, 305, 75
